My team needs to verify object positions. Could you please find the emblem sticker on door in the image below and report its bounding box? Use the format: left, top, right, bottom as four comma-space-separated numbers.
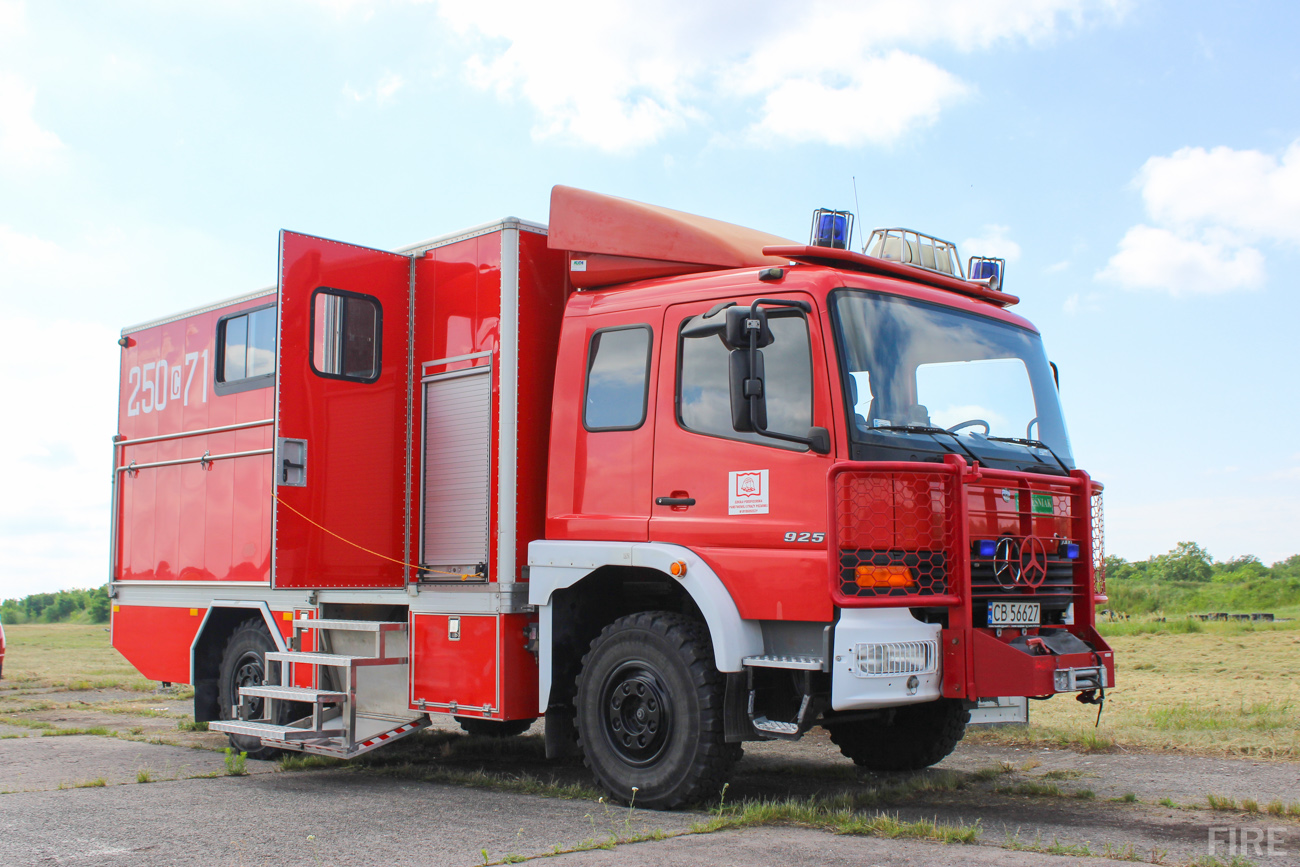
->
728, 470, 769, 515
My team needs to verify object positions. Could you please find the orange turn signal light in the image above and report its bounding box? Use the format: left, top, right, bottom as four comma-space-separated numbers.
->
855, 565, 915, 589
669, 560, 688, 578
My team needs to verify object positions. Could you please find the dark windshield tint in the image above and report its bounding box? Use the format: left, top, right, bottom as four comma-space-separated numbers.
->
833, 291, 1073, 466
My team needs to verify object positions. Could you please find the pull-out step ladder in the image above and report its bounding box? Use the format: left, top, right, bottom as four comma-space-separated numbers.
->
211, 619, 429, 759
743, 654, 826, 740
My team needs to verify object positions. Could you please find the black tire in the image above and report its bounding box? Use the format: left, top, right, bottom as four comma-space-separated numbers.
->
456, 716, 537, 737
575, 611, 737, 810
217, 619, 288, 761
826, 699, 969, 772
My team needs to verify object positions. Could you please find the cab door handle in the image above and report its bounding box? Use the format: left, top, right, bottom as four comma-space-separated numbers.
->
655, 497, 696, 507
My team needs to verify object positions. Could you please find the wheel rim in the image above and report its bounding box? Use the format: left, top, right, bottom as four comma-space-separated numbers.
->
231, 650, 265, 720
599, 660, 672, 767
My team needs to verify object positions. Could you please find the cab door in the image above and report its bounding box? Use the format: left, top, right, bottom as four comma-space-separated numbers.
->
649, 293, 836, 622
273, 231, 412, 589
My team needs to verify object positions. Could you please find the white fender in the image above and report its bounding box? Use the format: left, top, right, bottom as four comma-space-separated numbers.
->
189, 600, 288, 684
528, 540, 764, 715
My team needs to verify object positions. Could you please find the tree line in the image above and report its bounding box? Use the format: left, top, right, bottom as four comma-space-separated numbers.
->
1, 586, 111, 624
1105, 542, 1300, 615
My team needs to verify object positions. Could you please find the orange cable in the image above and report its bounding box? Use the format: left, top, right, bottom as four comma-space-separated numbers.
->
273, 494, 482, 580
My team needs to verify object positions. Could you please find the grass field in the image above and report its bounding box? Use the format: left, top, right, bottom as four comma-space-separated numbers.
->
3, 621, 1297, 760
0, 624, 154, 692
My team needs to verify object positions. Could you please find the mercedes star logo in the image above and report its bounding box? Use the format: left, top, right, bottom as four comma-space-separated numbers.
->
1018, 536, 1049, 588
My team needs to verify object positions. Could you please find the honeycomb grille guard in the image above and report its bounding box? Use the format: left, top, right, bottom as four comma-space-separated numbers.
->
828, 454, 1104, 623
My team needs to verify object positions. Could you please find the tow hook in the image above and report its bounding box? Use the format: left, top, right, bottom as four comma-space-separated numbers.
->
1076, 689, 1101, 705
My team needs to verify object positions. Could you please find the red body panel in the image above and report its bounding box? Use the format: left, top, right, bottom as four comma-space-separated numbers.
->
114, 295, 275, 584
408, 612, 538, 717
111, 604, 205, 683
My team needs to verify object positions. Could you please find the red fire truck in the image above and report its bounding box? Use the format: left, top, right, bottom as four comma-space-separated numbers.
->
110, 186, 1112, 808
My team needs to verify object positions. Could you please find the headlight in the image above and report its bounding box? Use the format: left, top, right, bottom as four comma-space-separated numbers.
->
854, 640, 937, 676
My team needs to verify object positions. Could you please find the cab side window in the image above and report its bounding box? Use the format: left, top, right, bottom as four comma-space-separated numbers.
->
215, 304, 276, 395
584, 325, 652, 430
679, 312, 812, 448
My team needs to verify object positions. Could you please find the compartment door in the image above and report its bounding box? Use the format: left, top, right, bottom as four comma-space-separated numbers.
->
274, 231, 413, 589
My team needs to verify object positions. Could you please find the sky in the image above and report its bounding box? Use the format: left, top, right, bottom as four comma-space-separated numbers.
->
2, 0, 1299, 598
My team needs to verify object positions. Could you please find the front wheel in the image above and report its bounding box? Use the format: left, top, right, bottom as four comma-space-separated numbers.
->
576, 612, 737, 809
826, 699, 969, 772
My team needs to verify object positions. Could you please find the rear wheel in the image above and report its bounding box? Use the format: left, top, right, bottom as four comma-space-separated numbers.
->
826, 699, 969, 772
456, 717, 537, 737
217, 619, 288, 761
576, 611, 737, 809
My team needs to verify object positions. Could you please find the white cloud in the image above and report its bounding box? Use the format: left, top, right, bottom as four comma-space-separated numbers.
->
0, 73, 65, 167
434, 0, 1123, 152
1099, 224, 1265, 295
342, 72, 406, 105
1101, 140, 1300, 294
1045, 260, 1070, 273
0, 0, 23, 38
749, 52, 967, 147
961, 224, 1022, 263
1139, 143, 1300, 242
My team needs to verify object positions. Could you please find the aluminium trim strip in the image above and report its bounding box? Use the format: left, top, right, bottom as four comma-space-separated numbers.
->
121, 287, 277, 335
497, 226, 519, 585
397, 217, 548, 258
421, 351, 493, 373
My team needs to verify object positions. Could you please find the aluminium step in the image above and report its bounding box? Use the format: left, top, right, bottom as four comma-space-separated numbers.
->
743, 655, 825, 671
293, 619, 407, 633
210, 719, 330, 741
265, 650, 407, 667
751, 718, 801, 735
238, 685, 346, 703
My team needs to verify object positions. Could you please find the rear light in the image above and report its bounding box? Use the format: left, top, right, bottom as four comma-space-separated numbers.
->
854, 640, 937, 676
854, 565, 915, 589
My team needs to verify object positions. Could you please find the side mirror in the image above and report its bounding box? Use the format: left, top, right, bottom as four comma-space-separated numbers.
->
723, 305, 772, 351
729, 349, 766, 431
806, 427, 831, 455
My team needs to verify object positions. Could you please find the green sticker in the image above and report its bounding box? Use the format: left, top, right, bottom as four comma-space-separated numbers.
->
1019, 491, 1054, 514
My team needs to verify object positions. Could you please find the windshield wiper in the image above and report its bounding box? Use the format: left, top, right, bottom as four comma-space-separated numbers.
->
986, 435, 1070, 474
869, 424, 981, 464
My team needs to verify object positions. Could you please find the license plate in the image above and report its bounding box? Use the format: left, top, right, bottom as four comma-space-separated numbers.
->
987, 601, 1040, 627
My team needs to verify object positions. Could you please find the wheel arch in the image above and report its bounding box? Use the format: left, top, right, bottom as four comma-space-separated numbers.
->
528, 541, 763, 716
190, 601, 286, 722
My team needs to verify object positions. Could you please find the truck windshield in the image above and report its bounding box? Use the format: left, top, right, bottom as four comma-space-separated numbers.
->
831, 289, 1075, 472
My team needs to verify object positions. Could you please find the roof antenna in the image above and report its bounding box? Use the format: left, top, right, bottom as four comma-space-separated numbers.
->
851, 176, 862, 252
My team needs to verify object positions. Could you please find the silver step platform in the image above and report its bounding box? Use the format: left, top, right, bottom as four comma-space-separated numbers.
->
210, 619, 425, 760
743, 654, 825, 671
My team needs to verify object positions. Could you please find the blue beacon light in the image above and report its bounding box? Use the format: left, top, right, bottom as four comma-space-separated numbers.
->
810, 208, 854, 250
975, 539, 997, 558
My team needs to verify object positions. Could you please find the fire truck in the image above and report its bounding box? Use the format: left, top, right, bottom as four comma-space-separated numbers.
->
109, 186, 1112, 808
